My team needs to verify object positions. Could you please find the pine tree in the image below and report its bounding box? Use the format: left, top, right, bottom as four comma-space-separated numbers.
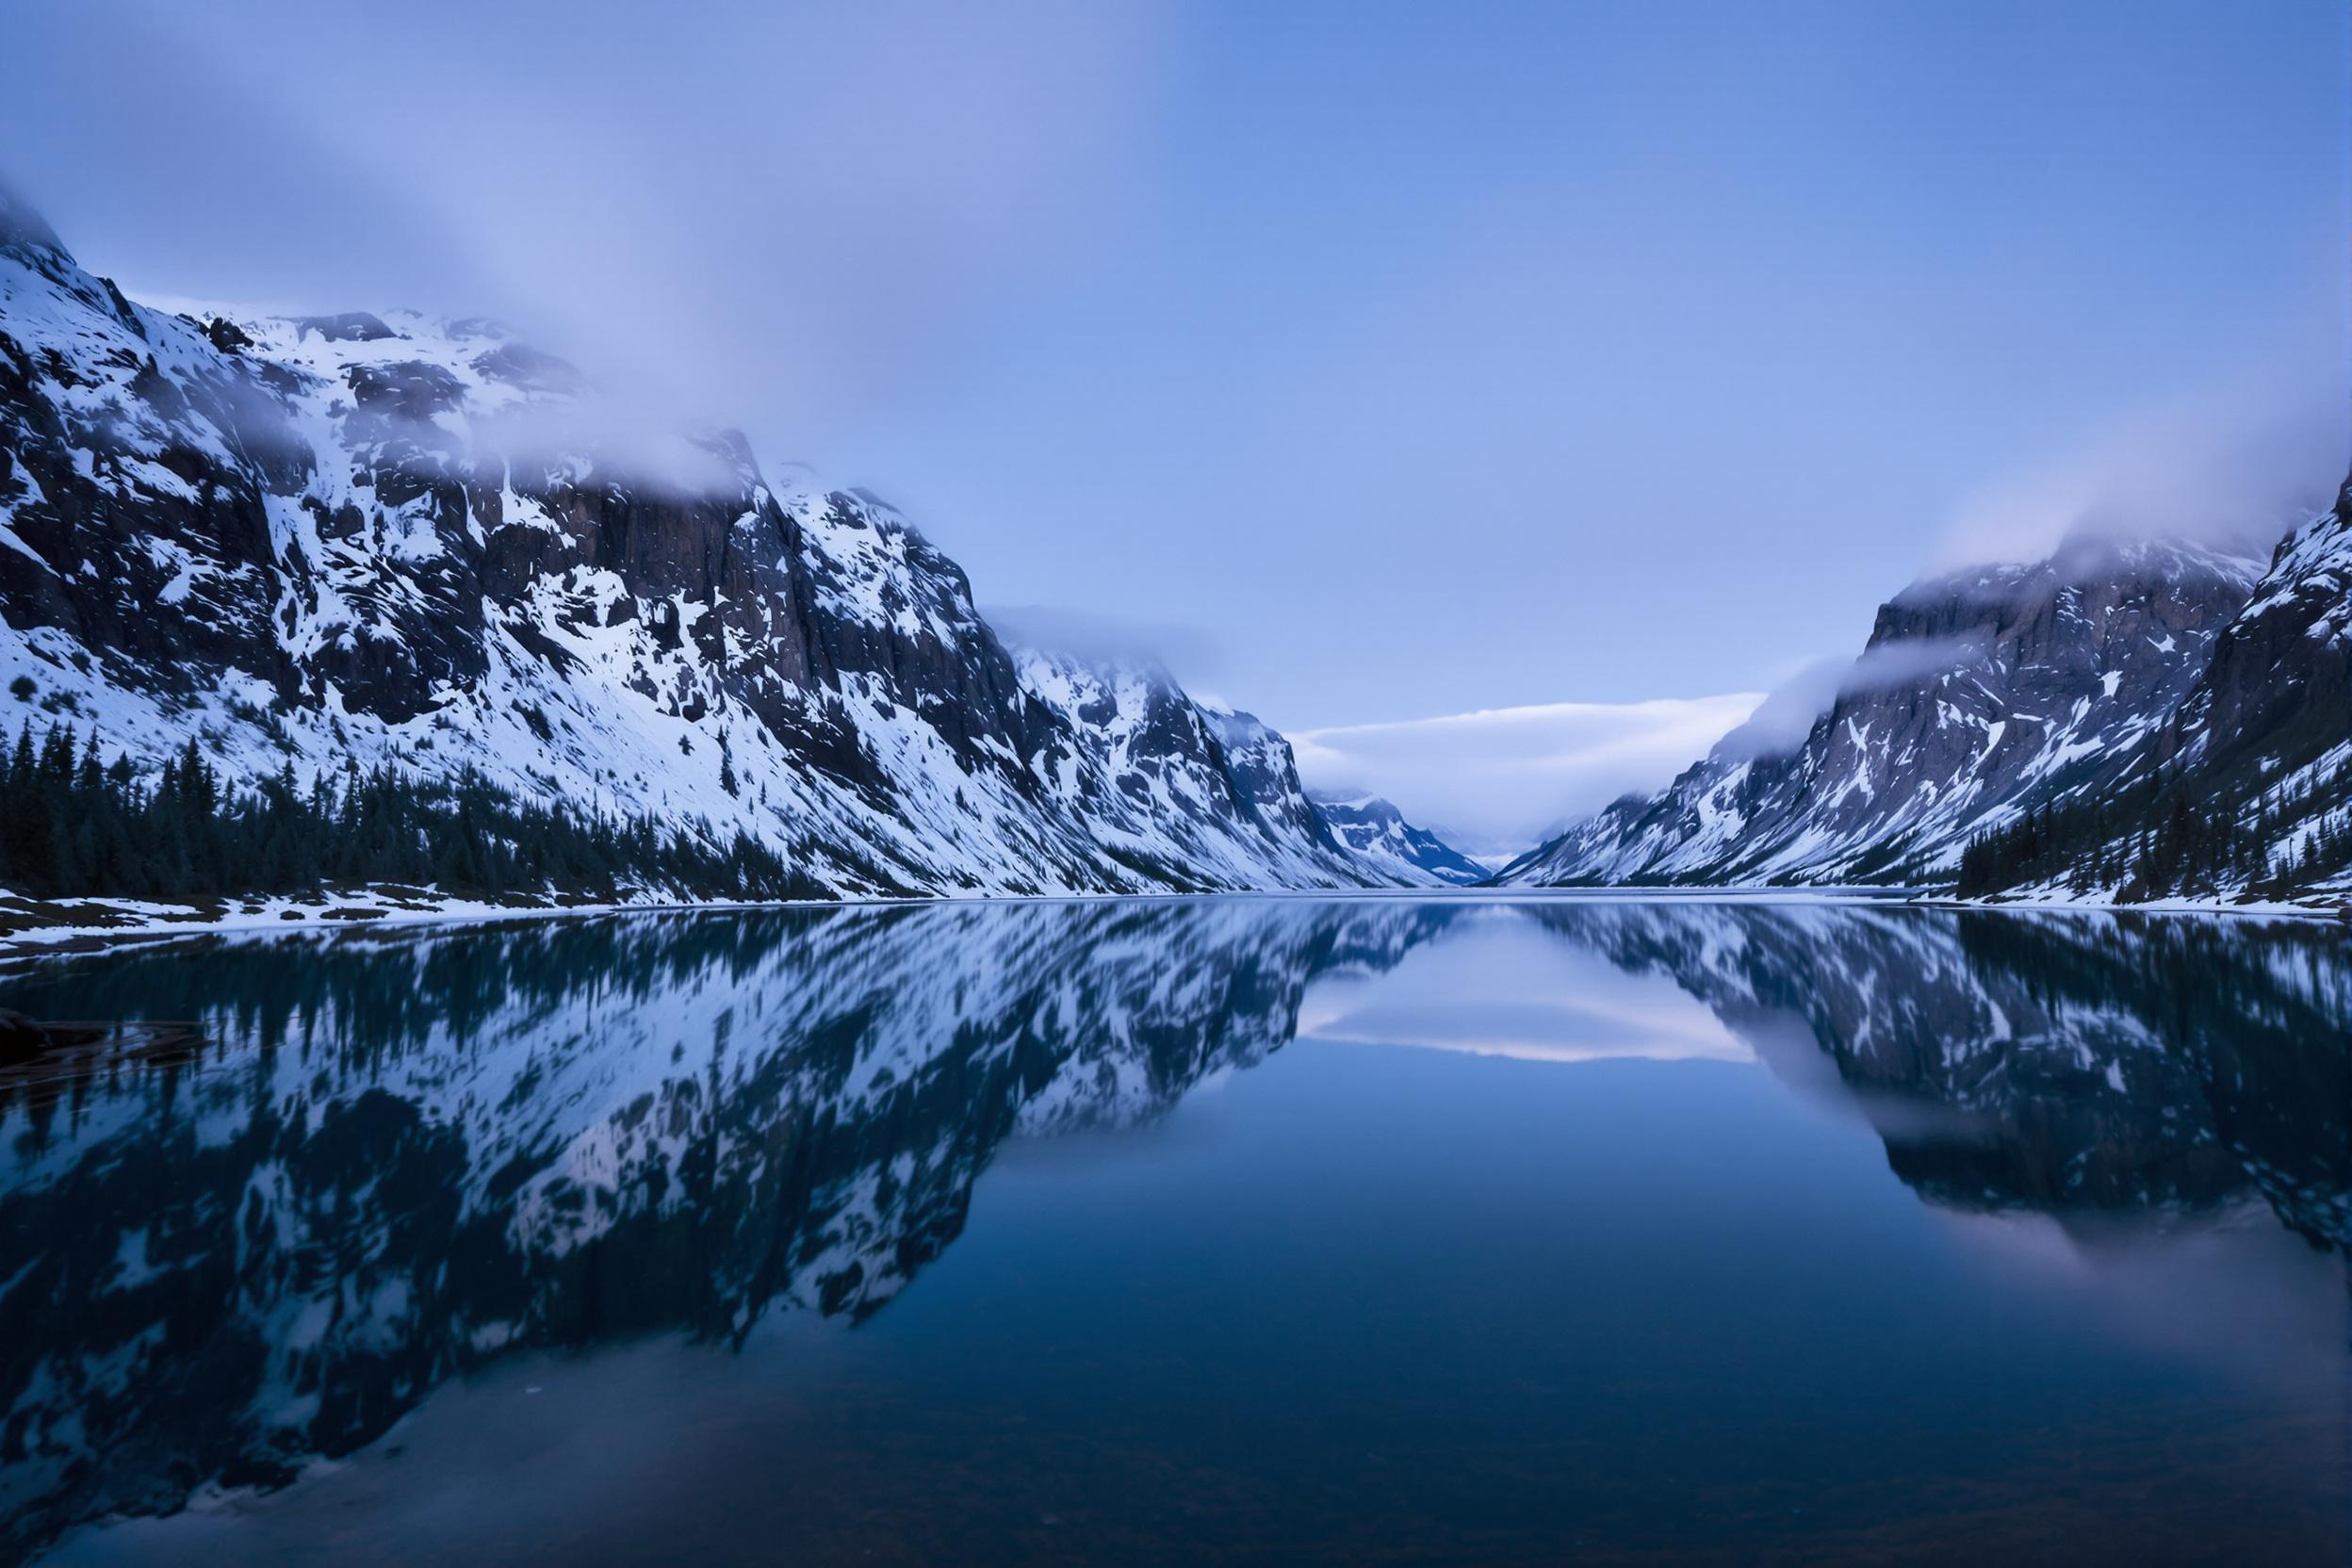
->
0, 719, 825, 904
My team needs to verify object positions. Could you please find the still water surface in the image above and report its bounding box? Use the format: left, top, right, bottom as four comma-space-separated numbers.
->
0, 896, 2345, 1564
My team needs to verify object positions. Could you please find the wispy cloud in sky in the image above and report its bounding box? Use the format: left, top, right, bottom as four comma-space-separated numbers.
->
1293, 694, 1762, 858
9, 0, 1165, 466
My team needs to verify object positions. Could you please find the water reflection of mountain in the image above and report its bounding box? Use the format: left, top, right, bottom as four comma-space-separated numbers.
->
0, 900, 1464, 1561
1526, 901, 2352, 1250
0, 898, 2345, 1561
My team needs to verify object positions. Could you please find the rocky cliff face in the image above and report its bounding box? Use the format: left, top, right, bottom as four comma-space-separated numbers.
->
2154, 478, 2352, 801
1990, 487, 2352, 898
1502, 535, 2268, 889
0, 189, 1378, 897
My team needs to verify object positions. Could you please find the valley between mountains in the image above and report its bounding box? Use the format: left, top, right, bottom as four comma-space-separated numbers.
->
0, 185, 2345, 936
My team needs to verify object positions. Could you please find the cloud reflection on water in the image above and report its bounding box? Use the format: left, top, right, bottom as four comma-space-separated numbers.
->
1298, 918, 1750, 1064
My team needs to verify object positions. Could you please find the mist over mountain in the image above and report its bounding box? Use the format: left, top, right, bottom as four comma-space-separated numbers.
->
1932, 370, 2346, 570
0, 190, 1437, 903
1504, 504, 2352, 904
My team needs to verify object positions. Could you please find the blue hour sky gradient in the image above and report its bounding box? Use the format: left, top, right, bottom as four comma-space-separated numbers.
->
5, 0, 2344, 843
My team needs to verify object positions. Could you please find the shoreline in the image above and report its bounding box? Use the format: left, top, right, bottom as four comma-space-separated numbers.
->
4, 878, 2345, 964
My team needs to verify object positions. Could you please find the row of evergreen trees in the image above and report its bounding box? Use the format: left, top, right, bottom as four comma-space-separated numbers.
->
1955, 757, 2352, 901
0, 721, 828, 905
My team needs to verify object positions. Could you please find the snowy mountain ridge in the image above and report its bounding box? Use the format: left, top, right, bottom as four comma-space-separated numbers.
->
1307, 789, 1488, 886
1008, 645, 1376, 890
0, 189, 1388, 898
1498, 518, 2352, 897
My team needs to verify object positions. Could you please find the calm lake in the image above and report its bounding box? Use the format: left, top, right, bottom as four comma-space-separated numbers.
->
0, 896, 2344, 1565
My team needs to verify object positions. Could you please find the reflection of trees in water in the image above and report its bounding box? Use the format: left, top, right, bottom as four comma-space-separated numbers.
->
0, 898, 2342, 1560
1524, 901, 2351, 1250
0, 900, 1464, 1560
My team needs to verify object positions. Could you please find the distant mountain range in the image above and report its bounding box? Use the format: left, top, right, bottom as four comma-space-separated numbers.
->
1503, 491, 2352, 906
0, 188, 1480, 902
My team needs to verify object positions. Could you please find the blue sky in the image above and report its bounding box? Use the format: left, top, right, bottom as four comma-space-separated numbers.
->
6, 0, 2345, 844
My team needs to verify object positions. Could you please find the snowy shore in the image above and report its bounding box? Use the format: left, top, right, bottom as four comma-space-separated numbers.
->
6, 878, 2346, 965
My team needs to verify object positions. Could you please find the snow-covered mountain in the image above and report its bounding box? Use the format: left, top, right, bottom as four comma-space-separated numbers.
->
1013, 648, 1375, 890
0, 188, 1381, 898
1943, 487, 2352, 902
2135, 479, 2352, 858
1501, 532, 2274, 890
1308, 790, 1487, 886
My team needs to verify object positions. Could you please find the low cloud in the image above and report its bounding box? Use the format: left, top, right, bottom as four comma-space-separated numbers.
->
981, 604, 1226, 685
1933, 359, 2346, 569
1293, 695, 1762, 858
1720, 634, 1989, 760
37, 0, 1166, 473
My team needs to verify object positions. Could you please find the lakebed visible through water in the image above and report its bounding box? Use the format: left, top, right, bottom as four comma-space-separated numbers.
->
0, 896, 2344, 1565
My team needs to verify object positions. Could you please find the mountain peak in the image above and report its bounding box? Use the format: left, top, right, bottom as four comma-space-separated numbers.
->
0, 181, 70, 266
1507, 529, 2270, 890
1311, 791, 1488, 886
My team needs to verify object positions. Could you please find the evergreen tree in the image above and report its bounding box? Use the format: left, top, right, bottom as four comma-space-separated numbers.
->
0, 722, 827, 905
